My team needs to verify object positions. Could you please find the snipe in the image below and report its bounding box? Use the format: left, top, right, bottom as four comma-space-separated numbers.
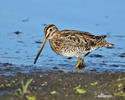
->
34, 24, 114, 69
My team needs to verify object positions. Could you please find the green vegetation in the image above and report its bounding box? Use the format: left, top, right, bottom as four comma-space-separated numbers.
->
50, 91, 57, 95
17, 79, 33, 96
74, 85, 86, 94
25, 95, 36, 100
90, 81, 98, 86
113, 77, 125, 97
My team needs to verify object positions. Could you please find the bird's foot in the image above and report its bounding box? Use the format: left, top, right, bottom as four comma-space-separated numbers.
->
75, 59, 86, 70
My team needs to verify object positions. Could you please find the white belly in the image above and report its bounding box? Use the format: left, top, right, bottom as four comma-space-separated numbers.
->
61, 49, 87, 57
60, 47, 97, 57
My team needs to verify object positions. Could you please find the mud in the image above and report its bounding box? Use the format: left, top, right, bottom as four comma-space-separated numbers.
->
0, 66, 125, 100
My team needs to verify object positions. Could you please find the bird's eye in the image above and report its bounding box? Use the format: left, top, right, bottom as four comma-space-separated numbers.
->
50, 29, 52, 31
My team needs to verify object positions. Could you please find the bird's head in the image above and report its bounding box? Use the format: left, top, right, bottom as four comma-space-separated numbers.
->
34, 24, 58, 64
44, 24, 58, 39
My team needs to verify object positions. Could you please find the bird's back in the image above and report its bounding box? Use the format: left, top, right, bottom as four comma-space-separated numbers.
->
49, 30, 113, 57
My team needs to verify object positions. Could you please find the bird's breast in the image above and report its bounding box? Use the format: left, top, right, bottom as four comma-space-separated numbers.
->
49, 39, 87, 57
60, 47, 88, 57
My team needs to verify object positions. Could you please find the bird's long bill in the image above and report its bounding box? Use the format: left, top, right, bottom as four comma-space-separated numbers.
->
34, 38, 48, 64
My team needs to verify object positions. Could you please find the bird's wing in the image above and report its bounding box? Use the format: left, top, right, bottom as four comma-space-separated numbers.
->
60, 30, 97, 45
60, 30, 87, 46
61, 30, 106, 44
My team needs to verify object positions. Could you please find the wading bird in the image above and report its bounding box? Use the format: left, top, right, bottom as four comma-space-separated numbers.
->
34, 24, 114, 69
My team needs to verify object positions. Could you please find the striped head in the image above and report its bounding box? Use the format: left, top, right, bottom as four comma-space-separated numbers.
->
34, 24, 59, 64
44, 24, 59, 39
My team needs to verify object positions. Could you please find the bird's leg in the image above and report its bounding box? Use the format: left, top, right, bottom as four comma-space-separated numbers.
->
75, 57, 81, 69
75, 57, 85, 70
81, 52, 90, 61
75, 52, 90, 70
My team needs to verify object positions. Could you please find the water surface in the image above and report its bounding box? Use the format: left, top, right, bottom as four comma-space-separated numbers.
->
0, 0, 125, 73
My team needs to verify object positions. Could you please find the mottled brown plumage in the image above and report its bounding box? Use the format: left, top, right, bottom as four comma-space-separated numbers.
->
34, 24, 114, 69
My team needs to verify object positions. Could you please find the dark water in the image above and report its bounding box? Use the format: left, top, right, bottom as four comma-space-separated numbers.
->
0, 0, 125, 74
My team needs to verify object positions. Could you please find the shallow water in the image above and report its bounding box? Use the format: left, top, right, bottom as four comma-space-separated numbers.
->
0, 0, 125, 74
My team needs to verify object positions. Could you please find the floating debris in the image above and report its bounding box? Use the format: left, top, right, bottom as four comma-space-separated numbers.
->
13, 31, 22, 35
89, 54, 104, 58
67, 57, 72, 59
119, 53, 125, 58
35, 40, 42, 44
2, 63, 12, 66
53, 66, 58, 69
22, 17, 30, 22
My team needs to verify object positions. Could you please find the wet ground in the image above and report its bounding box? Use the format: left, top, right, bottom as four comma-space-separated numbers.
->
1, 0, 125, 100
0, 63, 125, 100
0, 66, 125, 100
